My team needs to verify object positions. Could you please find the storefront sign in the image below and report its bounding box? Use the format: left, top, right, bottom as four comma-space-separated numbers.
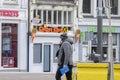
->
88, 27, 116, 32
38, 26, 68, 33
3, 0, 18, 4
0, 10, 19, 17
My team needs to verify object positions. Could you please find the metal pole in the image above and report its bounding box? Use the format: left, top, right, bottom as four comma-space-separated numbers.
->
97, 0, 103, 62
107, 0, 114, 80
27, 0, 31, 72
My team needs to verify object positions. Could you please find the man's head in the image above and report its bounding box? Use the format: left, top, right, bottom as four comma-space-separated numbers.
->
60, 33, 68, 41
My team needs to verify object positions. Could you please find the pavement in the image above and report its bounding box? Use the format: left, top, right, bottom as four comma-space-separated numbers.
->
0, 72, 59, 80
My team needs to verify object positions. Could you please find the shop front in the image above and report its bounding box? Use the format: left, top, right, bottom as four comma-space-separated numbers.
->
29, 2, 76, 72
0, 9, 27, 71
29, 25, 74, 73
79, 25, 120, 62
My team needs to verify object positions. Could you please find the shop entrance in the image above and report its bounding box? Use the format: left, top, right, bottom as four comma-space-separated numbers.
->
2, 23, 18, 68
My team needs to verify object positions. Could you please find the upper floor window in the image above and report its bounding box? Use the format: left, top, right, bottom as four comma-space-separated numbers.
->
33, 10, 73, 26
98, 0, 118, 15
83, 0, 91, 13
111, 0, 118, 15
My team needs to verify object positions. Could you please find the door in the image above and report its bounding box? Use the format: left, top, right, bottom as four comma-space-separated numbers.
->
43, 44, 51, 72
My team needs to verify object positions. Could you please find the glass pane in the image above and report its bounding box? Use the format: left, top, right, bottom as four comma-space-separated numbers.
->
48, 11, 51, 24
43, 10, 46, 24
53, 11, 57, 24
58, 11, 61, 24
83, 0, 91, 13
2, 37, 11, 53
44, 45, 51, 72
37, 10, 41, 19
64, 11, 67, 24
103, 33, 108, 45
53, 44, 59, 63
68, 11, 72, 24
33, 44, 42, 63
2, 23, 18, 68
111, 0, 118, 15
33, 10, 36, 18
112, 33, 117, 45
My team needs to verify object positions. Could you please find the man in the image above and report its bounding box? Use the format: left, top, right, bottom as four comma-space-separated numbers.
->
55, 33, 73, 80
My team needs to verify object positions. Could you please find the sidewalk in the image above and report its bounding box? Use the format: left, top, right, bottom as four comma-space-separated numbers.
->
0, 73, 56, 80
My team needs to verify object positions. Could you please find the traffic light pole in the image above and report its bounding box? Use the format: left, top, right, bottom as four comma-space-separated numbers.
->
97, 0, 103, 62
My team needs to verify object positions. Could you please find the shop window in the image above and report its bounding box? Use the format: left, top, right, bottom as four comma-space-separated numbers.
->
53, 44, 59, 63
83, 0, 91, 13
2, 23, 18, 68
112, 33, 117, 45
103, 33, 108, 45
33, 44, 42, 63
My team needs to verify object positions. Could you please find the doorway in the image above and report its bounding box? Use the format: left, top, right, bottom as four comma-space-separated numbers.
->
43, 44, 51, 72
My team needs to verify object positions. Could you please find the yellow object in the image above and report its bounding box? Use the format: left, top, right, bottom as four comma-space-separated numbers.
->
114, 64, 120, 80
77, 63, 108, 80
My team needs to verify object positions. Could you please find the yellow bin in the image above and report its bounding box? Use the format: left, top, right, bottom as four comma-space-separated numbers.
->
77, 63, 108, 80
114, 64, 120, 80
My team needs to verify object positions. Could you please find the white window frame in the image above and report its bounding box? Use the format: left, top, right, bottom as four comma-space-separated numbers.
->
33, 6, 73, 31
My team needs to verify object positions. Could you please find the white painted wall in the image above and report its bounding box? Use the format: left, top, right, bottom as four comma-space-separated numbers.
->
18, 21, 27, 70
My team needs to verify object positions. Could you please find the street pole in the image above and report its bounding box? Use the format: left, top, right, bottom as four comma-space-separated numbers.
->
107, 0, 114, 80
27, 0, 31, 72
97, 0, 103, 62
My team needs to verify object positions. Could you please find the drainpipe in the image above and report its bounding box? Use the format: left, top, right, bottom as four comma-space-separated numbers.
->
27, 0, 31, 72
